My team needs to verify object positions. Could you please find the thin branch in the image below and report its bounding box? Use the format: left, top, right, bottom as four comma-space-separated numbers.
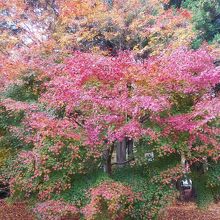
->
0, 48, 10, 56
71, 118, 84, 128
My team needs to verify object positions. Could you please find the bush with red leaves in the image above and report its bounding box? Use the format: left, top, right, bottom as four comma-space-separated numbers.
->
82, 181, 139, 220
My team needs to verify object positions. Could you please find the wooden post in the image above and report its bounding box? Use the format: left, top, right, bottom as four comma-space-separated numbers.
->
181, 152, 186, 173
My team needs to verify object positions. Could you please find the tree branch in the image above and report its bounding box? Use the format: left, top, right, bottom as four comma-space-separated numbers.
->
111, 158, 134, 166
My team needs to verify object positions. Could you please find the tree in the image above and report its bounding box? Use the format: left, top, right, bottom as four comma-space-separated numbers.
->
0, 0, 219, 217
183, 0, 220, 42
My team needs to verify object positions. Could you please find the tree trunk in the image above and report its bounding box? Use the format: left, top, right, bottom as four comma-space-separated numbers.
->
116, 139, 127, 167
203, 156, 208, 173
127, 138, 134, 159
103, 144, 114, 175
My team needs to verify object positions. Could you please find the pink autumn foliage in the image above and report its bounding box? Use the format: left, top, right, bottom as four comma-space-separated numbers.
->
40, 51, 170, 147
9, 112, 91, 200
0, 98, 38, 112
24, 47, 219, 164
23, 112, 80, 146
144, 47, 219, 93
159, 94, 220, 161
82, 181, 139, 220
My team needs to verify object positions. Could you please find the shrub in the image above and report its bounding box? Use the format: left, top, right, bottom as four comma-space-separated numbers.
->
113, 163, 178, 220
82, 181, 138, 220
206, 162, 220, 201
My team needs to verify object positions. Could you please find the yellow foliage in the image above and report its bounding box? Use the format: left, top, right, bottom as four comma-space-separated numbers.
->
0, 147, 11, 167
50, 0, 195, 56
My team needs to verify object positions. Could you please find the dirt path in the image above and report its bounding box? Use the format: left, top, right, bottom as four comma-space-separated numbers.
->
161, 201, 220, 220
0, 200, 35, 220
0, 199, 220, 220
